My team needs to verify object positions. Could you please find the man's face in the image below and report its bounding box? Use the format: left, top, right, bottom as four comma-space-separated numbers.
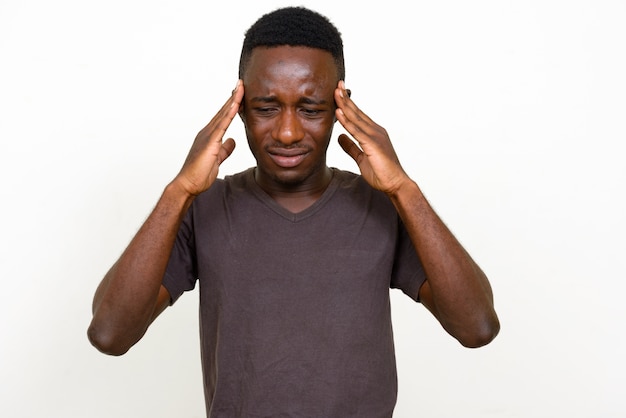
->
240, 45, 339, 191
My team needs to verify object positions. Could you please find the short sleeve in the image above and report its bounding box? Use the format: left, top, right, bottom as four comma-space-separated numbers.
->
162, 206, 198, 304
390, 217, 426, 302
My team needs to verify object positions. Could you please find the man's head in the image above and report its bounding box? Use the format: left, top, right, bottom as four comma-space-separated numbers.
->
238, 7, 345, 82
237, 7, 345, 192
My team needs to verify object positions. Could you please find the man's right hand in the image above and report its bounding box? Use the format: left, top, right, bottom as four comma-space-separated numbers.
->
173, 80, 244, 196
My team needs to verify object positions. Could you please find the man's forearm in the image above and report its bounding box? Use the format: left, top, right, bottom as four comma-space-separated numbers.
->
88, 181, 195, 355
388, 179, 499, 347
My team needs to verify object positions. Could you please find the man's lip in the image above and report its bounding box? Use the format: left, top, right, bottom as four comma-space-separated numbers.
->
267, 149, 309, 168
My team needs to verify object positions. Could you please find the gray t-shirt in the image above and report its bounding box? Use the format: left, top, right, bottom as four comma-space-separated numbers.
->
163, 168, 426, 417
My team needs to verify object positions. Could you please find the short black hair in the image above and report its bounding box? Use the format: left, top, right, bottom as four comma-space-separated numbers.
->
238, 7, 345, 80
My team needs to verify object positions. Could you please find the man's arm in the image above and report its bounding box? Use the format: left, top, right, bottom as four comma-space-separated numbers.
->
88, 81, 244, 355
334, 81, 499, 347
385, 180, 498, 347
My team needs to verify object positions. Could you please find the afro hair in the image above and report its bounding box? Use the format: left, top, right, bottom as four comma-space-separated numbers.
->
238, 7, 345, 80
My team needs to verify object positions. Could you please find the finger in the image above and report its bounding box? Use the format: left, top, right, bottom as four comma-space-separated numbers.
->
198, 80, 243, 133
186, 82, 243, 163
334, 84, 379, 144
338, 134, 363, 163
210, 80, 244, 139
217, 138, 236, 165
335, 81, 374, 126
335, 106, 375, 151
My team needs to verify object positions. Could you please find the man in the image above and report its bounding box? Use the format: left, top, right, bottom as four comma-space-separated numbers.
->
88, 6, 499, 417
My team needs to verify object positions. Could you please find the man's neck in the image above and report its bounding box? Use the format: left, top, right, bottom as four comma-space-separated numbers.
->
254, 166, 333, 213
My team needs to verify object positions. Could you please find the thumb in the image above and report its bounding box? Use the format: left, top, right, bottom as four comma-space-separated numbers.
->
217, 138, 236, 165
338, 134, 362, 163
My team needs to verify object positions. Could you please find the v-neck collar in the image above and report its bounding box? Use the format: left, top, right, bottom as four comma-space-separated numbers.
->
245, 168, 340, 223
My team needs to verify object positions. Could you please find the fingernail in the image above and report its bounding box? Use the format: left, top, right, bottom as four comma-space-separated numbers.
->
339, 80, 348, 98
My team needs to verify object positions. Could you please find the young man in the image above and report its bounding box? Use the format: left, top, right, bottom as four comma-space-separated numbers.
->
88, 6, 499, 417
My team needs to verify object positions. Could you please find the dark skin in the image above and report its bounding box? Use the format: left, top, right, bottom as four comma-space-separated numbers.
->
88, 45, 499, 356
241, 46, 337, 212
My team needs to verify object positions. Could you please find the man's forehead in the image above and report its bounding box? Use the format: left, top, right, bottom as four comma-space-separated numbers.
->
245, 46, 337, 77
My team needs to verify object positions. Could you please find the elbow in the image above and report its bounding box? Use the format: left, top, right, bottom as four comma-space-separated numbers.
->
87, 322, 132, 356
457, 313, 500, 349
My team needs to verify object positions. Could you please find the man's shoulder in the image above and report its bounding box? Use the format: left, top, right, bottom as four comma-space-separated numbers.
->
205, 167, 254, 190
331, 168, 382, 195
329, 168, 393, 210
193, 168, 255, 205
331, 168, 363, 188
221, 167, 256, 188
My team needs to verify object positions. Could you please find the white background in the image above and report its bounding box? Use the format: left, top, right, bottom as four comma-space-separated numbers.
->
1, 0, 625, 417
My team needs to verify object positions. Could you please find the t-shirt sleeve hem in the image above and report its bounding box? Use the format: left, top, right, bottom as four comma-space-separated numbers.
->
162, 271, 195, 305
392, 270, 427, 303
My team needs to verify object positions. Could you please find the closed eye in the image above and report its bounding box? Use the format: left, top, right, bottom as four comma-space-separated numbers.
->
300, 107, 328, 119
253, 107, 279, 115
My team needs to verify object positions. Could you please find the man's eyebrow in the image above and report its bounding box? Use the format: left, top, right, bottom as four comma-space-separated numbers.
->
249, 96, 278, 104
299, 97, 329, 106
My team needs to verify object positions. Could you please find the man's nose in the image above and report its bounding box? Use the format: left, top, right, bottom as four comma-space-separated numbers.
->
273, 109, 304, 145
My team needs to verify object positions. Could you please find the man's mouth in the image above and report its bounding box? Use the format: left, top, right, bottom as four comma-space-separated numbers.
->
267, 149, 309, 168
